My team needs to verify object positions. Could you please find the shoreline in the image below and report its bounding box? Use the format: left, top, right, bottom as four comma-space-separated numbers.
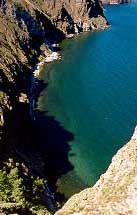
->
28, 49, 63, 213
29, 23, 110, 206
0, 0, 110, 213
30, 24, 109, 118
30, 50, 62, 119
33, 51, 62, 79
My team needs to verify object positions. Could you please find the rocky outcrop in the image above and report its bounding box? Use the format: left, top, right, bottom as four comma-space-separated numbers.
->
55, 127, 137, 215
0, 1, 135, 215
0, 0, 108, 123
34, 0, 108, 34
101, 0, 131, 4
0, 0, 108, 214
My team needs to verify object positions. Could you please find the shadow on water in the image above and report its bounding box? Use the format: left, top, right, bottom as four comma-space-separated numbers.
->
1, 77, 74, 205
35, 109, 74, 202
0, 3, 72, 211
0, 4, 73, 204
32, 79, 74, 202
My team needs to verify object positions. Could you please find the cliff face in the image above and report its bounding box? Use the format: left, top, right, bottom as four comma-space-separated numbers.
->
0, 0, 108, 214
34, 0, 108, 34
55, 127, 137, 215
0, 0, 65, 101
101, 0, 131, 4
0, 0, 108, 123
0, 1, 136, 215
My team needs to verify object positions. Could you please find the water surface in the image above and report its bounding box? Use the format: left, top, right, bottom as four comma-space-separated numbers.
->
38, 2, 137, 199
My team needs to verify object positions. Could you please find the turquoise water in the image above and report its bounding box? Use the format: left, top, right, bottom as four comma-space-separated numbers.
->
38, 2, 137, 199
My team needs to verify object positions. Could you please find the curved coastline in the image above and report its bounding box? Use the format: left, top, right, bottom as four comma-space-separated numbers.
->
29, 25, 110, 209
28, 48, 63, 212
0, 0, 110, 213
1, 0, 135, 213
30, 50, 62, 118
37, 2, 137, 210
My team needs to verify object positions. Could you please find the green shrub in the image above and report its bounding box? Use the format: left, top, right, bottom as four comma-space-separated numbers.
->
0, 167, 25, 205
0, 170, 11, 202
8, 167, 25, 205
32, 177, 46, 203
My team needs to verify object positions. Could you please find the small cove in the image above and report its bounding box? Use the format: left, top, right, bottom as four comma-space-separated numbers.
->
38, 2, 137, 200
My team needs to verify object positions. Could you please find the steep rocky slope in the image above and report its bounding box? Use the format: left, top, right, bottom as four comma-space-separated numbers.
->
33, 0, 108, 33
55, 127, 137, 215
101, 0, 131, 4
0, 0, 108, 214
0, 0, 108, 125
0, 1, 135, 215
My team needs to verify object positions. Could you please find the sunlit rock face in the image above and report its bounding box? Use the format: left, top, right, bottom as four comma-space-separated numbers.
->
101, 0, 131, 4
0, 0, 108, 125
55, 127, 137, 215
36, 0, 108, 35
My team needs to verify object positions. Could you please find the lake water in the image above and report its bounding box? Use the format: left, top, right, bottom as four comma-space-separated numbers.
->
38, 2, 137, 200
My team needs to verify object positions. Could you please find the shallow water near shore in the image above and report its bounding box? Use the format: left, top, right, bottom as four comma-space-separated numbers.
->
38, 2, 137, 200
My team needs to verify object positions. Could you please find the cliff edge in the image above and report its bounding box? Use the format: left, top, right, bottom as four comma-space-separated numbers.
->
56, 127, 137, 215
0, 0, 108, 126
0, 0, 108, 214
101, 0, 131, 4
34, 0, 108, 34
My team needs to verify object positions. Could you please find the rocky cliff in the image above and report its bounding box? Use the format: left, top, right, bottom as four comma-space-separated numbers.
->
55, 127, 137, 215
0, 1, 136, 215
33, 0, 108, 34
101, 0, 131, 4
0, 0, 108, 214
0, 0, 108, 125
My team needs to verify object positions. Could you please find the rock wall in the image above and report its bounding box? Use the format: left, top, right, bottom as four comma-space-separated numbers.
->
0, 0, 108, 122
55, 127, 137, 215
1, 1, 135, 215
0, 0, 108, 214
101, 0, 131, 4
36, 0, 108, 34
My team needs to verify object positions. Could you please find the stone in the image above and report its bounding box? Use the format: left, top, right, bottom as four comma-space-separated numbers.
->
55, 127, 137, 215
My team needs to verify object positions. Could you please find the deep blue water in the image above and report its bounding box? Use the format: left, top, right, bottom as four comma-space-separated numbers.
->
38, 2, 137, 199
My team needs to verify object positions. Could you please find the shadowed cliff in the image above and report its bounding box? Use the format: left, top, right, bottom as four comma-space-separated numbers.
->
0, 0, 108, 214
